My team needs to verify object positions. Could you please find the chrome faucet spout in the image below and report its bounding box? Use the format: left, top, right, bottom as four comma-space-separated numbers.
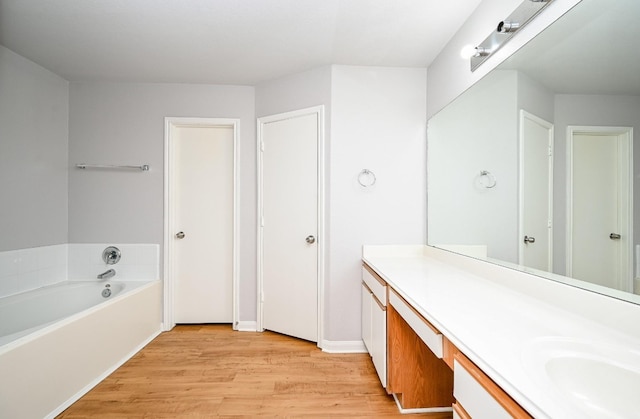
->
97, 269, 116, 280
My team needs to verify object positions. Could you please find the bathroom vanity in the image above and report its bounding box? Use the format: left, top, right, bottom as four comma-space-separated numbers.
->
362, 245, 640, 418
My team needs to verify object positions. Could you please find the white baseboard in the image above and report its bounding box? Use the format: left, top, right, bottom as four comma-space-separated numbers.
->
321, 339, 367, 353
235, 321, 258, 332
393, 394, 453, 414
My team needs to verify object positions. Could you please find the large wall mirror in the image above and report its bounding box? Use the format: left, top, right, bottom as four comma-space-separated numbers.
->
428, 0, 640, 304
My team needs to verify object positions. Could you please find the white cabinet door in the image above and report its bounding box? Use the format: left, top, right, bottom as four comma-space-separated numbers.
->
362, 265, 387, 388
361, 282, 372, 352
371, 298, 387, 387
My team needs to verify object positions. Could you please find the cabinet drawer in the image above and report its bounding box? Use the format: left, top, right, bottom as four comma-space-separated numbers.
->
362, 264, 387, 306
454, 358, 511, 419
389, 290, 443, 358
454, 351, 533, 419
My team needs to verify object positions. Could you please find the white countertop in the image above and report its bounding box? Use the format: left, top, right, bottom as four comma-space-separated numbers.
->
363, 245, 640, 419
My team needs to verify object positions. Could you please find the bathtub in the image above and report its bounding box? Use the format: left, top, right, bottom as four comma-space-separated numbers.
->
1, 280, 137, 346
0, 279, 162, 419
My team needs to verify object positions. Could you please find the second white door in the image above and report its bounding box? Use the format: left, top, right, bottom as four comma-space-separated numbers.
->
173, 125, 234, 323
259, 110, 320, 343
568, 127, 632, 291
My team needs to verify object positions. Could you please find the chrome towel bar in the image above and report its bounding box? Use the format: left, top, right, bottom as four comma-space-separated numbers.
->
76, 164, 150, 171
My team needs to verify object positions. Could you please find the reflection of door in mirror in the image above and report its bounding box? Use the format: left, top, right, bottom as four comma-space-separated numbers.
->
519, 111, 553, 271
567, 127, 633, 292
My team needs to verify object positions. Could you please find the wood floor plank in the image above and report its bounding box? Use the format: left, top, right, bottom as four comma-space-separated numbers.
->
57, 325, 449, 417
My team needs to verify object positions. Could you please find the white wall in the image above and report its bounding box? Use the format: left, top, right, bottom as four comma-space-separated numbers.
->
329, 66, 427, 341
516, 72, 555, 124
255, 66, 332, 118
428, 70, 518, 262
427, 69, 556, 264
68, 82, 258, 321
0, 46, 69, 252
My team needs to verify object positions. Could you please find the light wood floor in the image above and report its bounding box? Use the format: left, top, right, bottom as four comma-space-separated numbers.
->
57, 325, 444, 418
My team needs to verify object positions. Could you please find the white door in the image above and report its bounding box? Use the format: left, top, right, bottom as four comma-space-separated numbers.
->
568, 127, 632, 291
173, 125, 234, 323
519, 111, 553, 271
259, 109, 321, 343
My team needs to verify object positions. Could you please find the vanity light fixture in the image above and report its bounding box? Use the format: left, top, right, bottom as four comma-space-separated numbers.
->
470, 0, 553, 71
497, 21, 520, 33
474, 46, 491, 57
460, 44, 477, 59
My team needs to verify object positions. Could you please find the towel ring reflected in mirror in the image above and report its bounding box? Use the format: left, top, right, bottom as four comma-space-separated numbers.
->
358, 169, 377, 187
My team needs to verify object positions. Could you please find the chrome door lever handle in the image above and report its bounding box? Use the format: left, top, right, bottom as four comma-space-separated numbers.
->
610, 233, 621, 240
524, 235, 536, 244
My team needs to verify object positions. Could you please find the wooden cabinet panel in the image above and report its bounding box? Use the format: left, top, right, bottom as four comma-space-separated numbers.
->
387, 303, 454, 410
443, 336, 461, 370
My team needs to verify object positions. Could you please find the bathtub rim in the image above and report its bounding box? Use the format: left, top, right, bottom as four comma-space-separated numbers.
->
0, 279, 160, 355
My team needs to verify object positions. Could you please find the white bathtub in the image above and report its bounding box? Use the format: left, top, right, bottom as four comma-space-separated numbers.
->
0, 279, 162, 418
1, 280, 141, 346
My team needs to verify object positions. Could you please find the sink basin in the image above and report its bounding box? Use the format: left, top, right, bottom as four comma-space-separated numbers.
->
523, 337, 640, 418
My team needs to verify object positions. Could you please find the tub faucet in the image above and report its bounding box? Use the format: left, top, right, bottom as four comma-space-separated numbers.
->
97, 269, 116, 280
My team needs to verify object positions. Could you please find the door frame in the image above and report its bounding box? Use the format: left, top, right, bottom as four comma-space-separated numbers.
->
566, 125, 634, 291
163, 117, 240, 331
256, 106, 326, 347
518, 110, 554, 270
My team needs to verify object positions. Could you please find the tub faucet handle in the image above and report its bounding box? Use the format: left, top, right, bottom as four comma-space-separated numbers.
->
102, 246, 121, 265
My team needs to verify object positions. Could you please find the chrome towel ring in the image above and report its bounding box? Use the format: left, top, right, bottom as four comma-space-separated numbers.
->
358, 169, 376, 187
479, 170, 497, 188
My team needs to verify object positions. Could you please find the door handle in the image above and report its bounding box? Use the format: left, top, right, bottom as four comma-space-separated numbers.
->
305, 235, 316, 244
610, 233, 621, 240
524, 235, 535, 244
176, 231, 186, 239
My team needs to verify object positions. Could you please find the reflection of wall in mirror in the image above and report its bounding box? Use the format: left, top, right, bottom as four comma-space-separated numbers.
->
428, 69, 554, 263
429, 70, 640, 286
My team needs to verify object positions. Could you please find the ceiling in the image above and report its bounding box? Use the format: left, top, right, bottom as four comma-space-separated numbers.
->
0, 0, 483, 85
